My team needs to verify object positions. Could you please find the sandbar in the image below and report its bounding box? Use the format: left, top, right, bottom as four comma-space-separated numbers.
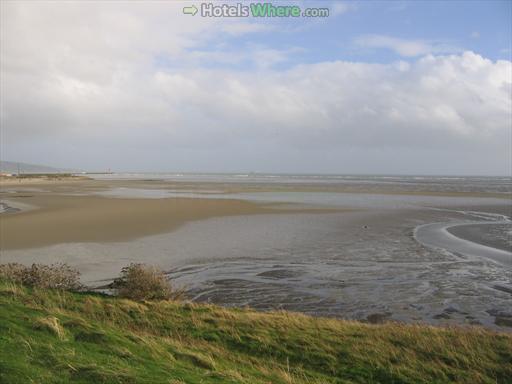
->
0, 192, 338, 250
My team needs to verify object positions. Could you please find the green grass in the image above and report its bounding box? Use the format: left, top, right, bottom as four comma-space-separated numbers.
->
0, 280, 511, 383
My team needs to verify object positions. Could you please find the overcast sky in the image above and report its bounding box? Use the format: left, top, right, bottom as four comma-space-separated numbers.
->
1, 1, 511, 175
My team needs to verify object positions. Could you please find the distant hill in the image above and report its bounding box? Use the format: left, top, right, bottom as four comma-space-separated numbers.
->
0, 161, 80, 174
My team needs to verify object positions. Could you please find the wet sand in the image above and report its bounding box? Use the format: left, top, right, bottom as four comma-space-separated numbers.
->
5, 175, 510, 197
0, 194, 341, 250
447, 223, 511, 252
1, 178, 509, 251
415, 221, 511, 267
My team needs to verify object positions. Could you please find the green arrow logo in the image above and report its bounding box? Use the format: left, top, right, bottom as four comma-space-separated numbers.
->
183, 5, 198, 16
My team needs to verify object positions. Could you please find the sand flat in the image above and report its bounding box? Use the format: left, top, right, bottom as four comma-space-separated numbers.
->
0, 195, 270, 250
1, 177, 509, 251
0, 191, 343, 250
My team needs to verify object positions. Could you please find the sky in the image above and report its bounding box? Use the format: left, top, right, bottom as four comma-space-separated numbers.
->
1, 0, 511, 175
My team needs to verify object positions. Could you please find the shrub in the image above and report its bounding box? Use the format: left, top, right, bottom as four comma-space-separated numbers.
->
0, 263, 25, 283
0, 263, 81, 290
112, 263, 184, 301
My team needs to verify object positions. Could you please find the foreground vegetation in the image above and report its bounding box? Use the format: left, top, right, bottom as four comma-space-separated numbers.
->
1, 279, 511, 383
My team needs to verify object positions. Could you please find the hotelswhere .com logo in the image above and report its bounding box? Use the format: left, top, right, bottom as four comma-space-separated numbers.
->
183, 2, 330, 18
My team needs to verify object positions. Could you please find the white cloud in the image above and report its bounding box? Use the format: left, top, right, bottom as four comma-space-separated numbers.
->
1, 2, 510, 174
355, 34, 462, 57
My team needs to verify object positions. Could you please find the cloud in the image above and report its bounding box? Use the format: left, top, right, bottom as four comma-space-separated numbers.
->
355, 34, 462, 57
330, 2, 355, 16
1, 2, 510, 174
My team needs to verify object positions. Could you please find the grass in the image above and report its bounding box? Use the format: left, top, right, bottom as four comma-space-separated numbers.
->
0, 279, 511, 383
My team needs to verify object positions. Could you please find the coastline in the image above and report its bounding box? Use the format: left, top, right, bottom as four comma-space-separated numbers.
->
2, 175, 510, 198
1, 176, 511, 330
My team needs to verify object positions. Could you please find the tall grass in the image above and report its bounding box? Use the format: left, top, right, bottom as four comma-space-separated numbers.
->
0, 277, 511, 383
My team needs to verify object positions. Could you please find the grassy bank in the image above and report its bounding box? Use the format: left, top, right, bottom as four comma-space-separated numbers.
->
0, 280, 510, 384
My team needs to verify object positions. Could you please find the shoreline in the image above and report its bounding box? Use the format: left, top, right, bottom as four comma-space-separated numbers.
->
2, 176, 511, 199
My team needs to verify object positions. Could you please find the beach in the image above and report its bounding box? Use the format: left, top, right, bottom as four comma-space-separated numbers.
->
1, 195, 282, 250
1, 174, 511, 330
